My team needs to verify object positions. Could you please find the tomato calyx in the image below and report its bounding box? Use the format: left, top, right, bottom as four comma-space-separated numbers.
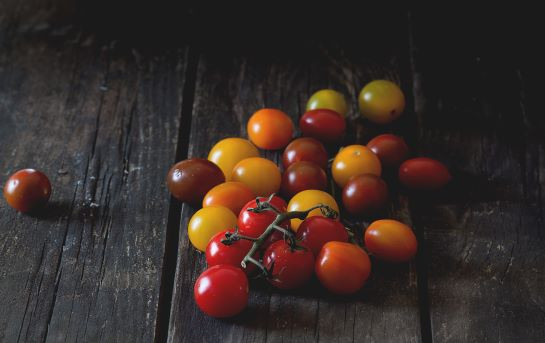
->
220, 194, 337, 278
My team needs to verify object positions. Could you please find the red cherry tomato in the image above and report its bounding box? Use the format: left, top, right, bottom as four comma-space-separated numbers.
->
281, 161, 327, 199
206, 230, 255, 273
299, 109, 346, 143
166, 159, 225, 206
315, 242, 371, 294
342, 174, 388, 216
263, 240, 315, 289
3, 169, 51, 212
282, 137, 328, 170
237, 196, 288, 238
296, 216, 349, 256
398, 157, 451, 190
367, 134, 409, 168
364, 219, 417, 263
194, 265, 249, 318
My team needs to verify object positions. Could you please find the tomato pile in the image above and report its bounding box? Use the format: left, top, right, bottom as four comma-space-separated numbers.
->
164, 80, 452, 318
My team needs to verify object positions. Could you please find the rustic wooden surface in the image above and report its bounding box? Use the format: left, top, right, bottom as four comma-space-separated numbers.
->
0, 3, 543, 343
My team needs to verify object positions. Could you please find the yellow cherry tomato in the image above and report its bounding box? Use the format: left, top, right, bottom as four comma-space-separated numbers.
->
202, 181, 255, 216
231, 157, 281, 197
332, 145, 382, 188
358, 80, 405, 124
287, 190, 339, 231
188, 206, 237, 252
208, 138, 259, 180
306, 89, 348, 117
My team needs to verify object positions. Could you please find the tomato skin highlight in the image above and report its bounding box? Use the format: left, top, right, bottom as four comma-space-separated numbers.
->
364, 219, 418, 263
232, 157, 281, 197
206, 230, 254, 273
367, 134, 409, 169
237, 196, 288, 238
296, 216, 349, 256
342, 174, 388, 216
332, 145, 382, 188
281, 161, 328, 200
166, 159, 225, 206
315, 242, 371, 295
282, 137, 328, 170
3, 169, 51, 212
398, 157, 451, 190
247, 109, 294, 150
203, 182, 255, 216
299, 109, 346, 143
263, 241, 315, 289
194, 265, 249, 318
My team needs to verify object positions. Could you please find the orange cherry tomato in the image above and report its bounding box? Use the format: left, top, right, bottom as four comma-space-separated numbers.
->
231, 157, 281, 197
203, 182, 255, 216
208, 138, 259, 180
287, 190, 339, 231
332, 145, 382, 188
315, 242, 371, 294
364, 219, 418, 263
247, 109, 294, 150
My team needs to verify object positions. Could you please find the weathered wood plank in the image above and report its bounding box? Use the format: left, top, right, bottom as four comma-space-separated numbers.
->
0, 4, 186, 342
167, 40, 422, 342
409, 13, 545, 342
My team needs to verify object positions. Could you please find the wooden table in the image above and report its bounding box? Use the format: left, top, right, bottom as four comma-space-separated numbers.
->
1, 3, 543, 342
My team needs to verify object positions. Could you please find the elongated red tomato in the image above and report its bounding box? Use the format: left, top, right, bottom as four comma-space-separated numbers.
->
364, 219, 417, 263
263, 241, 315, 289
296, 217, 349, 256
315, 242, 371, 294
299, 109, 346, 143
398, 157, 451, 190
194, 265, 249, 318
367, 134, 409, 168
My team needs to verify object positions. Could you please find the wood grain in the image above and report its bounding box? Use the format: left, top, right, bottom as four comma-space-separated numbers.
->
0, 4, 187, 341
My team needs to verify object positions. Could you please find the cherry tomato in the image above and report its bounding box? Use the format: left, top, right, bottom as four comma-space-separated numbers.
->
203, 182, 255, 216
306, 89, 348, 117
315, 242, 371, 294
231, 157, 281, 197
282, 137, 328, 170
247, 109, 294, 150
367, 134, 409, 168
238, 196, 288, 238
358, 80, 405, 124
206, 230, 255, 273
332, 145, 382, 188
398, 157, 451, 190
263, 240, 315, 289
287, 190, 339, 231
208, 138, 259, 180
166, 159, 225, 206
296, 216, 349, 256
364, 219, 417, 262
3, 169, 51, 212
194, 265, 249, 318
281, 161, 327, 199
188, 206, 237, 252
342, 174, 388, 216
299, 109, 346, 143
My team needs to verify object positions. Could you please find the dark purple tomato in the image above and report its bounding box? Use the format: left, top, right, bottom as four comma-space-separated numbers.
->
281, 161, 328, 199
296, 216, 349, 256
3, 169, 51, 212
299, 109, 346, 143
398, 158, 451, 190
342, 174, 388, 216
367, 134, 410, 168
282, 137, 328, 170
166, 158, 225, 206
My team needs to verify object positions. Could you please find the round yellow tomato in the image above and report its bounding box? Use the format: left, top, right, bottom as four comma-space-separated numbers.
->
231, 157, 281, 197
202, 181, 255, 216
306, 89, 348, 117
208, 138, 259, 180
188, 206, 238, 252
332, 145, 382, 188
358, 80, 405, 124
287, 190, 339, 231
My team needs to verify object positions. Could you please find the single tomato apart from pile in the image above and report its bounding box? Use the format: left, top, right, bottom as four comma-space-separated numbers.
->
3, 168, 51, 212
